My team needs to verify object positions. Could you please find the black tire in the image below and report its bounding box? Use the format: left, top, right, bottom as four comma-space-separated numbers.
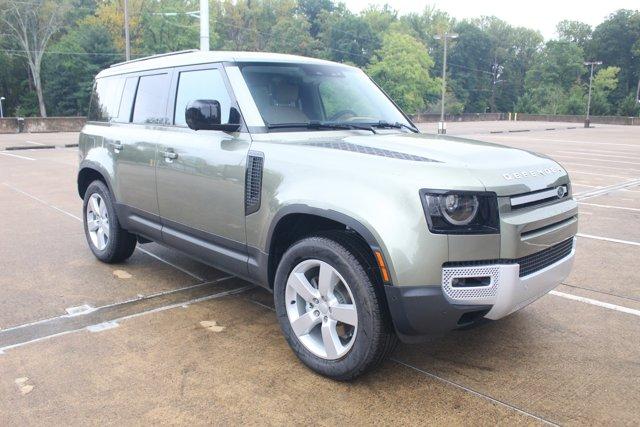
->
274, 231, 398, 380
82, 180, 136, 263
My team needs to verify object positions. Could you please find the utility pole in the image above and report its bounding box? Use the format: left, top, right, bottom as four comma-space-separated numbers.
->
200, 0, 209, 51
434, 32, 458, 134
584, 60, 602, 128
124, 0, 130, 61
490, 61, 503, 113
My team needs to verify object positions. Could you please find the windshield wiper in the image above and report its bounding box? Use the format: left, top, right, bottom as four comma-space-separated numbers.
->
372, 120, 419, 133
266, 121, 377, 134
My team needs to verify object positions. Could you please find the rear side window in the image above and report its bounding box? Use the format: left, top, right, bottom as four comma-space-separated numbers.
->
88, 76, 124, 122
114, 76, 139, 123
132, 73, 170, 124
174, 68, 232, 126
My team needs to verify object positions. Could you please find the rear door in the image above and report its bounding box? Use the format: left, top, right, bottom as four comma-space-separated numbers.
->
156, 64, 251, 275
115, 71, 172, 241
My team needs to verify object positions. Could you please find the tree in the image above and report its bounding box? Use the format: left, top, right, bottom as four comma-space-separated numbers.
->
43, 19, 119, 116
366, 32, 439, 114
449, 21, 492, 113
266, 15, 320, 56
590, 66, 620, 115
519, 40, 584, 113
589, 10, 640, 105
0, 0, 72, 116
318, 6, 378, 66
556, 20, 592, 49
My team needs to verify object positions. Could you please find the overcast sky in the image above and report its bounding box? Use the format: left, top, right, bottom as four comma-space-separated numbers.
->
344, 0, 639, 39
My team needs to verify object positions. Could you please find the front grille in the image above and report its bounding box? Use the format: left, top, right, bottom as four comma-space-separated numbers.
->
444, 238, 574, 277
510, 185, 569, 210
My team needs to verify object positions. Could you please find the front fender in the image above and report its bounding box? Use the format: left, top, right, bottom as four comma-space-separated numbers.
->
246, 167, 448, 287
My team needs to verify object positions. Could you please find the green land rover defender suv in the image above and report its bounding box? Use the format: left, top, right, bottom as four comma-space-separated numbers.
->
77, 50, 578, 380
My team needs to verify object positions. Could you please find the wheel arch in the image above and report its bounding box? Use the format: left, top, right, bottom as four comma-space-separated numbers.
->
264, 204, 393, 289
77, 162, 114, 200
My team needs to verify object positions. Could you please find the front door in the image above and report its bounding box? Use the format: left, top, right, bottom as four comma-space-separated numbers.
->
156, 65, 251, 275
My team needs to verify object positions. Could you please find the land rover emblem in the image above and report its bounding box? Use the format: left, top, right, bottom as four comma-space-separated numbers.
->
557, 186, 567, 198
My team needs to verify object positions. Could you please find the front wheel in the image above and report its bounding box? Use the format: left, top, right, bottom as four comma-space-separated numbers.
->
274, 233, 397, 380
83, 180, 136, 263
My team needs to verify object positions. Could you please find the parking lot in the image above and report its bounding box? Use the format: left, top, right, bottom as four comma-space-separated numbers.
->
1, 122, 639, 425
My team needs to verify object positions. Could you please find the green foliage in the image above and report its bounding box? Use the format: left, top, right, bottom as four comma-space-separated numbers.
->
1, 0, 638, 118
590, 66, 620, 115
366, 32, 439, 114
589, 9, 640, 104
43, 20, 119, 116
556, 20, 592, 49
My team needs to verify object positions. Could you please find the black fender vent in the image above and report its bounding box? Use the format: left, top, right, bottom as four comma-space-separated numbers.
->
245, 151, 264, 215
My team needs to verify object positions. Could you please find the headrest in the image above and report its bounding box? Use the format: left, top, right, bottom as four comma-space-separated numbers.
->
274, 83, 299, 104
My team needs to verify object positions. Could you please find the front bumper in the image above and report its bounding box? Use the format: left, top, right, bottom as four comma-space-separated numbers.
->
385, 238, 575, 343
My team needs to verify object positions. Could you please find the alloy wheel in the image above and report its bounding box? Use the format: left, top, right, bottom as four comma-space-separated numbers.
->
285, 259, 358, 360
86, 193, 110, 251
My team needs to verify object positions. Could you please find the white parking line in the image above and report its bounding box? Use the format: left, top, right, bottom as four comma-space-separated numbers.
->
0, 151, 36, 161
552, 154, 640, 167
516, 137, 640, 148
561, 161, 640, 173
550, 291, 640, 317
2, 181, 206, 281
3, 182, 82, 221
558, 150, 640, 161
137, 247, 205, 282
0, 276, 234, 334
0, 284, 251, 353
25, 140, 45, 146
579, 202, 640, 213
574, 179, 640, 199
571, 182, 601, 188
577, 233, 640, 247
392, 359, 559, 426
568, 170, 636, 180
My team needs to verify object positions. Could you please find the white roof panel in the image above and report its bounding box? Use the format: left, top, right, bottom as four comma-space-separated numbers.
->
97, 50, 350, 78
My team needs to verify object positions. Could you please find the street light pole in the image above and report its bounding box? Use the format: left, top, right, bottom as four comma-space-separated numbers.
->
584, 60, 602, 128
434, 32, 458, 135
124, 0, 130, 61
200, 0, 209, 51
0, 97, 5, 118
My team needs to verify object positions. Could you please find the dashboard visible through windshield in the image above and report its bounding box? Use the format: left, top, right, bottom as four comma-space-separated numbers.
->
238, 62, 415, 132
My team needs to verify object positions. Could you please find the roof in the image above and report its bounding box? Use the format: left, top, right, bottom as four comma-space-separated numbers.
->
97, 50, 349, 78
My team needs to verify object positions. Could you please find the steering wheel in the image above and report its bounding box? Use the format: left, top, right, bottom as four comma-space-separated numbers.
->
328, 109, 357, 122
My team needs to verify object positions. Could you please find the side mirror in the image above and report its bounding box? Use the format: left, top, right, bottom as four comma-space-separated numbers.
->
185, 99, 240, 132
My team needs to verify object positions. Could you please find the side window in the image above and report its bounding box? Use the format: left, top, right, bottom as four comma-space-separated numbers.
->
114, 76, 138, 123
174, 68, 232, 126
88, 76, 124, 122
132, 73, 170, 124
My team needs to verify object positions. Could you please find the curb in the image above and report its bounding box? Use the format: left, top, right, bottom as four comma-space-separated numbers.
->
3, 143, 78, 151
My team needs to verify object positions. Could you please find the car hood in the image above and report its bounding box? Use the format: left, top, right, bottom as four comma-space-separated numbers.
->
256, 131, 570, 196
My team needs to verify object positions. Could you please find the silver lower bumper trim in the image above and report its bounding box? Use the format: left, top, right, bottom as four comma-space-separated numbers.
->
441, 239, 576, 320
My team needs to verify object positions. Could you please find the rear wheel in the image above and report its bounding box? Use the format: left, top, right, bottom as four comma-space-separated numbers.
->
274, 233, 397, 380
83, 180, 136, 263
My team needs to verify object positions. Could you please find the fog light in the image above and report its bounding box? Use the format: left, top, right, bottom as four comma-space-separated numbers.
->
451, 276, 491, 288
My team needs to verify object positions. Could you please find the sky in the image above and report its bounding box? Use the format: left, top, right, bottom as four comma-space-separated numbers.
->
344, 0, 639, 40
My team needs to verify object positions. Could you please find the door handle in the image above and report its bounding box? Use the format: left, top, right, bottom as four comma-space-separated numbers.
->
110, 141, 123, 153
163, 150, 178, 162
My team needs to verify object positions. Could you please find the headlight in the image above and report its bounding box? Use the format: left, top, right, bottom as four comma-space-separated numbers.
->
421, 190, 499, 234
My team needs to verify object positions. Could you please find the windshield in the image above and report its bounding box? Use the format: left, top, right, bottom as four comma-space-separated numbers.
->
238, 63, 413, 130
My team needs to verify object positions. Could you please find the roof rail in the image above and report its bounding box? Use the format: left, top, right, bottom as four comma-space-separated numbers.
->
109, 49, 199, 68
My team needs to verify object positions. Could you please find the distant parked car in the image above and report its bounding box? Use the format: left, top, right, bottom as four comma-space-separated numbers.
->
77, 50, 577, 380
